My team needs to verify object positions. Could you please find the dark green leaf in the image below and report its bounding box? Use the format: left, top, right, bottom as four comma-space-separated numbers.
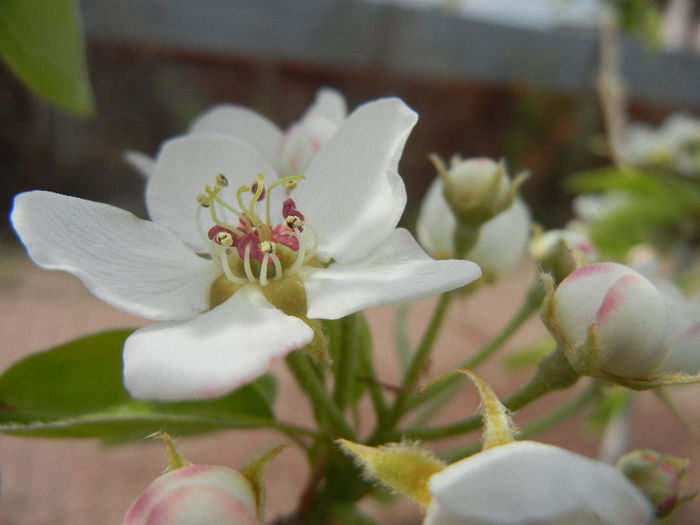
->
0, 330, 277, 442
0, 0, 95, 116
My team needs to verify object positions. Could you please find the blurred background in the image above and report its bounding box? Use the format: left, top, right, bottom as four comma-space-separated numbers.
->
1, 0, 700, 523
3, 0, 699, 236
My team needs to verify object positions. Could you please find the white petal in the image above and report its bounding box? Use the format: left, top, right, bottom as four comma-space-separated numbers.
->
427, 441, 653, 525
416, 177, 456, 259
552, 262, 636, 351
11, 191, 218, 321
300, 88, 347, 126
188, 104, 284, 164
146, 135, 279, 252
593, 272, 669, 377
123, 285, 314, 400
662, 322, 700, 373
301, 228, 481, 320
123, 149, 155, 179
295, 98, 417, 263
468, 198, 530, 275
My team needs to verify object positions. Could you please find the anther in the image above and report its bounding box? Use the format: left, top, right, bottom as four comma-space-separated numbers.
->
215, 174, 229, 187
215, 231, 234, 247
260, 240, 274, 253
196, 194, 210, 207
285, 179, 298, 192
286, 215, 303, 228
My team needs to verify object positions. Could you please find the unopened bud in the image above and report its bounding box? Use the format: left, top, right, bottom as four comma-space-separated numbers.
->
122, 464, 259, 525
617, 449, 690, 517
529, 228, 596, 283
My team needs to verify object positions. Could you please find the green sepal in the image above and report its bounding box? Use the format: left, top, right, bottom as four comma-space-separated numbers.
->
0, 329, 277, 442
337, 439, 446, 508
0, 0, 95, 116
600, 371, 700, 391
240, 444, 286, 523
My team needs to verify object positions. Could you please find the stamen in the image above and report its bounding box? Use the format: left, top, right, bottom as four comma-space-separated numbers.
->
259, 252, 270, 286
201, 171, 310, 287
243, 244, 255, 283
219, 250, 246, 284
286, 229, 307, 276
270, 253, 283, 281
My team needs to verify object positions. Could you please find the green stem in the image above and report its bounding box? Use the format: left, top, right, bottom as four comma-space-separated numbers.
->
405, 279, 544, 415
392, 347, 579, 442
516, 380, 600, 440
356, 314, 389, 422
376, 292, 454, 438
333, 314, 359, 411
286, 351, 355, 439
465, 280, 544, 368
269, 420, 319, 449
440, 380, 600, 463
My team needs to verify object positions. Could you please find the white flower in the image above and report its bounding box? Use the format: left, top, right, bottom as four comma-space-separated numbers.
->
619, 112, 700, 176
417, 173, 530, 277
125, 88, 346, 179
12, 98, 481, 400
543, 262, 700, 382
122, 464, 259, 525
424, 441, 654, 525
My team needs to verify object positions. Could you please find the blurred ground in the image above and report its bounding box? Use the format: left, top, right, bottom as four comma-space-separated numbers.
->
1, 244, 699, 524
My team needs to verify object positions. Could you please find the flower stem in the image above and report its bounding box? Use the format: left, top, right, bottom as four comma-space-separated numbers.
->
465, 280, 544, 368
356, 314, 389, 422
375, 292, 454, 438
392, 347, 579, 442
286, 351, 355, 440
406, 279, 544, 416
333, 314, 359, 411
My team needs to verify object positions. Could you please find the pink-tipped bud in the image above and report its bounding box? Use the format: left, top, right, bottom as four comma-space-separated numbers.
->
123, 464, 259, 525
543, 262, 670, 380
617, 449, 690, 517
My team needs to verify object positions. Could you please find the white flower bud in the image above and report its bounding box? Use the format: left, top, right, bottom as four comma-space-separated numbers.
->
543, 262, 670, 379
417, 175, 530, 278
122, 464, 259, 525
424, 441, 653, 525
439, 157, 510, 215
618, 449, 690, 517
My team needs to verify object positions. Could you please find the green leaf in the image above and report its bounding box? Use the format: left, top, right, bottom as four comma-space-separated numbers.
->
0, 0, 95, 117
0, 330, 277, 442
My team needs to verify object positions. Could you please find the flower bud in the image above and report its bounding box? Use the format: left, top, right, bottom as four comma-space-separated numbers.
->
529, 228, 596, 283
417, 165, 530, 279
617, 449, 690, 517
122, 464, 259, 525
542, 262, 670, 380
435, 156, 511, 217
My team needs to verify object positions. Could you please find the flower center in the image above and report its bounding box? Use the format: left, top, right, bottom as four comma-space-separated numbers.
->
197, 172, 315, 287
